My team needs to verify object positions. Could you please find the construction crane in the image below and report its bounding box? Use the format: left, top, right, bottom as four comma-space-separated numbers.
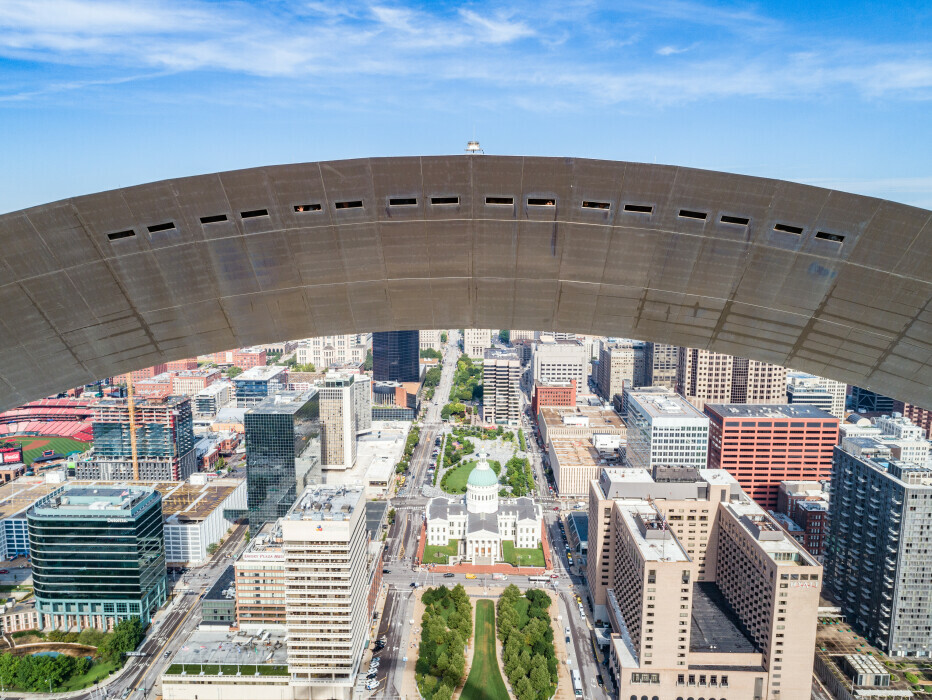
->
125, 372, 140, 480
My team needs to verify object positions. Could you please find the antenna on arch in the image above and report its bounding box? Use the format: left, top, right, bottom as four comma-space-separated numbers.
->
465, 140, 484, 155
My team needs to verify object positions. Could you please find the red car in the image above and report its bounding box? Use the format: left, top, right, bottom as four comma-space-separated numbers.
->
0, 570, 8, 574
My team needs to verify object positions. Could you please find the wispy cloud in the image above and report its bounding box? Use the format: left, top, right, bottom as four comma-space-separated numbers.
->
656, 45, 690, 56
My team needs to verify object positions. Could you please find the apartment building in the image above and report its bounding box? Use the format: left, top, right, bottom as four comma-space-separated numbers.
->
235, 524, 286, 628
193, 381, 233, 418
297, 334, 369, 369
463, 328, 492, 359
171, 368, 221, 396
532, 338, 587, 396
895, 402, 932, 439
587, 467, 821, 700
825, 444, 932, 657
705, 404, 840, 510
646, 343, 679, 391
282, 487, 368, 699
624, 389, 709, 471
786, 371, 846, 419
482, 349, 521, 425
676, 349, 787, 411
597, 340, 634, 401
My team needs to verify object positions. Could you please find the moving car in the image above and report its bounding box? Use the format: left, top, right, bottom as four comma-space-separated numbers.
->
443, 572, 455, 578
465, 573, 477, 579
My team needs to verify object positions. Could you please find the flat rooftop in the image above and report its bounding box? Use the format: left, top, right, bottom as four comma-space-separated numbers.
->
235, 365, 287, 382
726, 500, 815, 564
550, 438, 601, 466
627, 391, 707, 421
204, 565, 236, 602
240, 523, 284, 561
366, 500, 388, 536
246, 389, 318, 415
567, 512, 588, 545
287, 486, 364, 521
705, 404, 836, 420
690, 581, 759, 654
616, 501, 689, 562
539, 406, 626, 430
169, 627, 288, 667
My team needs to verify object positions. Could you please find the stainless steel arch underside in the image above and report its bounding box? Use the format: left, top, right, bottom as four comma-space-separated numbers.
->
0, 155, 929, 411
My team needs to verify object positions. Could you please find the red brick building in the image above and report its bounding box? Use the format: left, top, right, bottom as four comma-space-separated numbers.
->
894, 401, 932, 440
705, 404, 839, 510
531, 380, 576, 416
166, 358, 199, 372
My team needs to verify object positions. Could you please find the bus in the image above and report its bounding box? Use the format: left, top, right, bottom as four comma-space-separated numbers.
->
528, 575, 549, 583
571, 670, 583, 697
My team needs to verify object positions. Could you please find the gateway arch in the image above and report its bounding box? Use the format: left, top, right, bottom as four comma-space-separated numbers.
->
0, 155, 929, 412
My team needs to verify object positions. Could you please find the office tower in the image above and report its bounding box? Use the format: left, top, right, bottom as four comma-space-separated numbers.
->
597, 340, 634, 401
352, 374, 372, 435
624, 389, 709, 471
233, 365, 289, 407
785, 371, 846, 419
235, 524, 286, 627
282, 486, 368, 699
463, 328, 492, 359
705, 404, 839, 510
482, 349, 521, 424
510, 330, 537, 342
676, 349, 787, 411
825, 445, 932, 657
531, 380, 576, 417
646, 343, 679, 390
28, 484, 166, 630
632, 341, 650, 387
244, 390, 321, 532
372, 331, 419, 382
849, 386, 896, 413
320, 373, 364, 470
419, 329, 443, 353
76, 396, 195, 481
297, 334, 370, 368
587, 467, 821, 700
532, 338, 587, 396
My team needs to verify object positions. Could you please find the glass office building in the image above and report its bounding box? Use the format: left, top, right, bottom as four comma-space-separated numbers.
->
245, 389, 321, 532
373, 331, 420, 382
27, 484, 166, 630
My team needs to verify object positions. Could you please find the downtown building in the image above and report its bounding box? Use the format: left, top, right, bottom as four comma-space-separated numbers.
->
296, 334, 370, 369
482, 349, 521, 425
372, 331, 419, 383
624, 389, 709, 471
532, 337, 587, 396
596, 339, 634, 402
705, 404, 840, 511
319, 372, 372, 470
76, 395, 196, 481
282, 486, 369, 699
785, 371, 846, 419
676, 349, 787, 411
530, 380, 576, 417
233, 365, 289, 407
235, 523, 287, 628
825, 443, 932, 657
463, 328, 493, 359
646, 343, 680, 391
244, 390, 321, 533
587, 467, 822, 700
419, 329, 443, 353
28, 484, 167, 630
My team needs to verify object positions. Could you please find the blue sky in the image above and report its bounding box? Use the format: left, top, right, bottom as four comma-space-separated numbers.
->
1, 0, 931, 213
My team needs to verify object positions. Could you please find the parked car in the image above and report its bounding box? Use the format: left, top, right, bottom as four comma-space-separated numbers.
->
382, 569, 391, 574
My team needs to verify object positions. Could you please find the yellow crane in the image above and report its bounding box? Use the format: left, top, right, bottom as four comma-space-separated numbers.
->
125, 372, 140, 481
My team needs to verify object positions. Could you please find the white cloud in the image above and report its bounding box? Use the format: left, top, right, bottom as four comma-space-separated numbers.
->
656, 45, 688, 55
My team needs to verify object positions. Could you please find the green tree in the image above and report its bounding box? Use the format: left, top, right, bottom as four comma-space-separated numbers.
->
387, 508, 396, 525
530, 664, 551, 697
499, 329, 510, 343
226, 366, 243, 378
206, 542, 219, 555
440, 331, 448, 343
432, 684, 454, 700
363, 349, 373, 371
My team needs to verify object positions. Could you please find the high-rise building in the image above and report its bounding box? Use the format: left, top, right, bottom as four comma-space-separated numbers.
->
233, 365, 289, 407
282, 486, 368, 699
825, 444, 932, 657
235, 524, 286, 628
775, 481, 830, 558
297, 334, 370, 369
587, 467, 821, 700
632, 341, 650, 387
320, 372, 369, 470
849, 386, 896, 413
372, 331, 419, 383
646, 343, 680, 390
76, 396, 196, 481
532, 338, 587, 396
705, 404, 839, 510
676, 349, 787, 411
28, 484, 167, 630
463, 328, 492, 359
419, 329, 443, 353
895, 402, 932, 440
624, 389, 709, 471
597, 340, 634, 401
785, 371, 846, 419
193, 381, 233, 418
482, 349, 521, 424
244, 390, 321, 532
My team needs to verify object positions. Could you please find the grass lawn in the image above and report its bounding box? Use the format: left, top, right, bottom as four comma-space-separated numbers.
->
57, 660, 120, 692
502, 541, 546, 567
461, 600, 509, 700
441, 460, 502, 494
423, 539, 459, 564
1, 435, 89, 465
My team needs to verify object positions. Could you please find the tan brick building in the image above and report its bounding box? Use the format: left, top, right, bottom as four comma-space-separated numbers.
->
676, 349, 788, 412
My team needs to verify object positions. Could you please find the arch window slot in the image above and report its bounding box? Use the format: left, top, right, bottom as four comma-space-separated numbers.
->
240, 209, 269, 219
200, 214, 227, 224
625, 204, 653, 214
815, 231, 844, 243
486, 196, 513, 205
430, 196, 459, 205
294, 204, 321, 213
720, 215, 750, 226
107, 229, 135, 241
679, 209, 707, 220
146, 222, 176, 233
774, 223, 803, 235
583, 201, 611, 210
335, 200, 363, 210
389, 198, 417, 206
528, 198, 556, 206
